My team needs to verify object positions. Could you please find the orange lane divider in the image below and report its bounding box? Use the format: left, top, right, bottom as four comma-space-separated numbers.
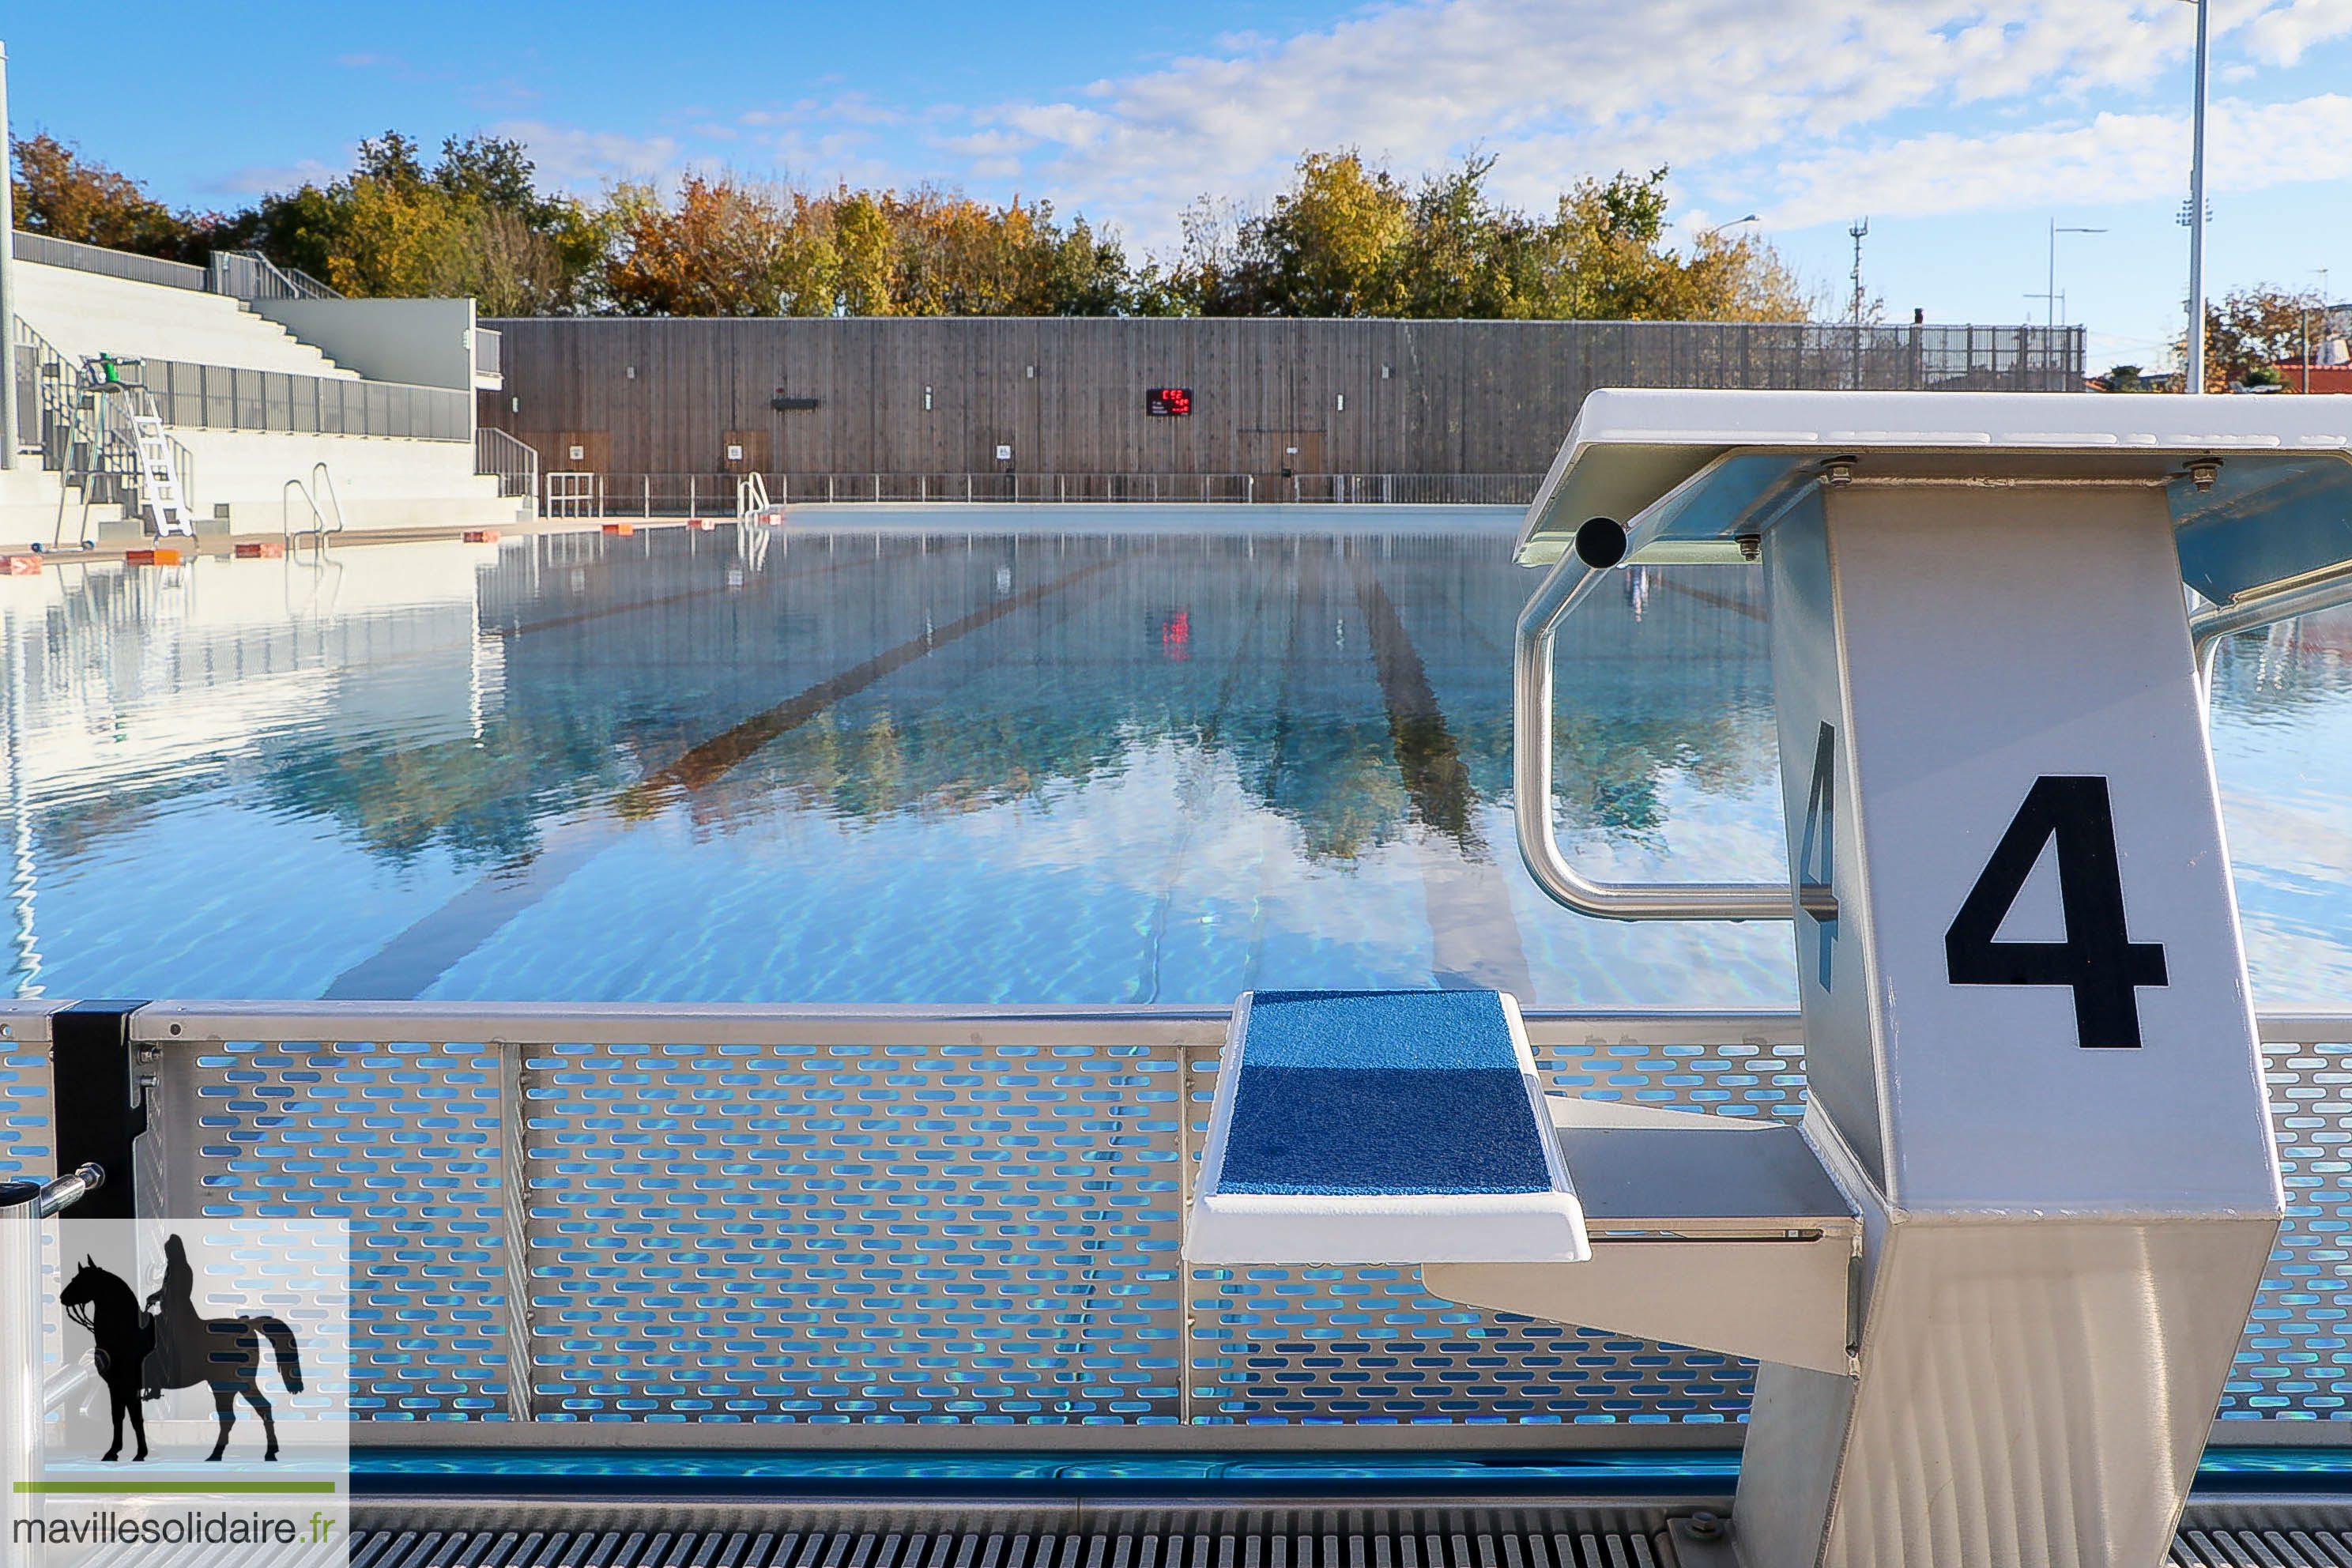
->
233, 541, 287, 560
463, 530, 501, 544
688, 518, 714, 530
1, 555, 41, 575
125, 548, 186, 567
601, 522, 635, 537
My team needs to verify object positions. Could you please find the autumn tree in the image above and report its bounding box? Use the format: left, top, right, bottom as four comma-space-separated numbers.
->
243, 133, 605, 312
2199, 286, 2327, 392
9, 134, 217, 261
1165, 154, 1807, 322
603, 177, 1136, 318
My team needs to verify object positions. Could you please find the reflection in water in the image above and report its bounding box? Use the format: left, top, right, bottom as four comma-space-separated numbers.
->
2, 520, 2343, 1005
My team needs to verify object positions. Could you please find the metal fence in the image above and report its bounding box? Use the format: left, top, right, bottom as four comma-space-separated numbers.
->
9, 230, 207, 291
1, 999, 2345, 1438
205, 249, 341, 301
142, 359, 470, 442
1576, 320, 2086, 393
540, 473, 1544, 515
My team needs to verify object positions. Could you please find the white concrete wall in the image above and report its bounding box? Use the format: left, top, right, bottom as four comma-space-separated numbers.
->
13, 261, 360, 378
251, 298, 475, 390
175, 429, 517, 533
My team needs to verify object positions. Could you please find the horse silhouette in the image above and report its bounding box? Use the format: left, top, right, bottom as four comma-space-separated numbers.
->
58, 1242, 303, 1463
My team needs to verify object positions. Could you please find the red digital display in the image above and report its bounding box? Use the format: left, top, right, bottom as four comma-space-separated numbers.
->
1146, 387, 1193, 416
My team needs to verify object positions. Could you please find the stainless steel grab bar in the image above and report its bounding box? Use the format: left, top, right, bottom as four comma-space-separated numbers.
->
1513, 542, 1804, 922
35, 1163, 103, 1218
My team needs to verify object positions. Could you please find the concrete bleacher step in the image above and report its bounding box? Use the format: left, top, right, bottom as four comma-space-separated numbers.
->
13, 260, 361, 379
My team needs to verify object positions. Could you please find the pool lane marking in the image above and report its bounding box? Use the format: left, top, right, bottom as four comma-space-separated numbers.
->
1132, 556, 1283, 1003
1656, 575, 1766, 621
1344, 545, 1535, 997
323, 553, 1121, 1000
615, 556, 1120, 813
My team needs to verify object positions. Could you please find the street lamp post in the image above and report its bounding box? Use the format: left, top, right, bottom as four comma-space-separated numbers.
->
2048, 223, 2105, 327
1698, 214, 1758, 245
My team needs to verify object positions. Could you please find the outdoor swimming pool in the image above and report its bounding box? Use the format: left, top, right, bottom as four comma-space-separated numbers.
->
5, 512, 2349, 1008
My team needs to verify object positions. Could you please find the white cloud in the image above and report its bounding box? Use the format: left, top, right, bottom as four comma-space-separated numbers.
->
488, 121, 681, 187
941, 0, 2352, 246
1765, 95, 2352, 225
424, 0, 2352, 252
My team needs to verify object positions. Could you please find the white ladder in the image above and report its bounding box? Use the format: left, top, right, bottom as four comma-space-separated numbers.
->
129, 409, 194, 537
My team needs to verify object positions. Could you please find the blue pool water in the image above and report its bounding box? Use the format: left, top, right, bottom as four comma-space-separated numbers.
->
4, 513, 2349, 1007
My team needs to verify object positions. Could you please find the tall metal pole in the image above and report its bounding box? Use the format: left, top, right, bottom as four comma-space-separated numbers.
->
0, 41, 17, 468
2186, 0, 2210, 394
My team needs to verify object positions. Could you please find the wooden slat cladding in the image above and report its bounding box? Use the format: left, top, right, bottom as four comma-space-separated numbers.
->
485, 318, 2081, 477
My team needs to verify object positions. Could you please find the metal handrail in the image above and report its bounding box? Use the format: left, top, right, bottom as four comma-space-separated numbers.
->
2193, 559, 2352, 683
1515, 548, 1801, 922
206, 250, 341, 301
35, 1163, 103, 1218
474, 425, 538, 500
282, 462, 345, 551
737, 469, 771, 519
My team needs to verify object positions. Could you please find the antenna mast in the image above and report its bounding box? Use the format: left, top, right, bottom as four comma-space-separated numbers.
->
1848, 217, 1871, 327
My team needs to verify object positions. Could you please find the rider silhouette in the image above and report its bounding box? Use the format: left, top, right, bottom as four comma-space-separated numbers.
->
139, 1234, 195, 1401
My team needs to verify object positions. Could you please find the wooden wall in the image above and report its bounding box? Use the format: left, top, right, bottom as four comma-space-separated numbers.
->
482, 318, 2082, 477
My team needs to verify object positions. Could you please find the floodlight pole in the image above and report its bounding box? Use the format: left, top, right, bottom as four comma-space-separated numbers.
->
2186, 0, 2210, 394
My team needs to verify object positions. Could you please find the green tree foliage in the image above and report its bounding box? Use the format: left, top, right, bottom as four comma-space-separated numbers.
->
1163, 153, 1807, 322
240, 132, 607, 313
601, 176, 1134, 318
9, 134, 220, 262
2199, 286, 2328, 392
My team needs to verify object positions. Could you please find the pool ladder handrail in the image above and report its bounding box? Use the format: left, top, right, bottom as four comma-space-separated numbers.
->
737, 470, 773, 521
282, 462, 345, 556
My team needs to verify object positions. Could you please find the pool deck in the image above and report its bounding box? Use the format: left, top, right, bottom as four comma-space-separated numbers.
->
0, 504, 1527, 570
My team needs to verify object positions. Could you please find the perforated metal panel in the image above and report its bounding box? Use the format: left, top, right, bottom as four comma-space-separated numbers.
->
160, 1039, 515, 1420
522, 1038, 1181, 1423
66, 1004, 2352, 1429
2226, 1034, 2352, 1424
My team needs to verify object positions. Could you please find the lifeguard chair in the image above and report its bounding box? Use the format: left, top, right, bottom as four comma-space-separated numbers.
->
1189, 390, 2352, 1566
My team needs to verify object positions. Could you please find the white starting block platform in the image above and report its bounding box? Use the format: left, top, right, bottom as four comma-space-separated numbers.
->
1188, 390, 2352, 1568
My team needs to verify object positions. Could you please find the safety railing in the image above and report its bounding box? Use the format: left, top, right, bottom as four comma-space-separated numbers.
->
9, 320, 67, 465
475, 424, 539, 500
0, 998, 2344, 1438
142, 358, 469, 442
205, 249, 342, 301
9, 230, 207, 291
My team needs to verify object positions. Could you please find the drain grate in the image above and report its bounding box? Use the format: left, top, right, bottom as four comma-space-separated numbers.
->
345, 1506, 2352, 1568
348, 1512, 1680, 1568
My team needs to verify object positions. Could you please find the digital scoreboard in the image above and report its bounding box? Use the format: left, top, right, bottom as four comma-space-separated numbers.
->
1146, 387, 1193, 416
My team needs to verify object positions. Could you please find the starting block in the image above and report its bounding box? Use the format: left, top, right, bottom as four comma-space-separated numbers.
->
1189, 389, 2352, 1567
1188, 989, 1585, 1264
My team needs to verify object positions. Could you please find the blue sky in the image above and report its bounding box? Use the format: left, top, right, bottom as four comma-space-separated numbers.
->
9, 1, 2352, 367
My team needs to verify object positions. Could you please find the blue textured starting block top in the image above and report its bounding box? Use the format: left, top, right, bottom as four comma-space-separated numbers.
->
1185, 989, 1589, 1265
1219, 990, 1554, 1195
